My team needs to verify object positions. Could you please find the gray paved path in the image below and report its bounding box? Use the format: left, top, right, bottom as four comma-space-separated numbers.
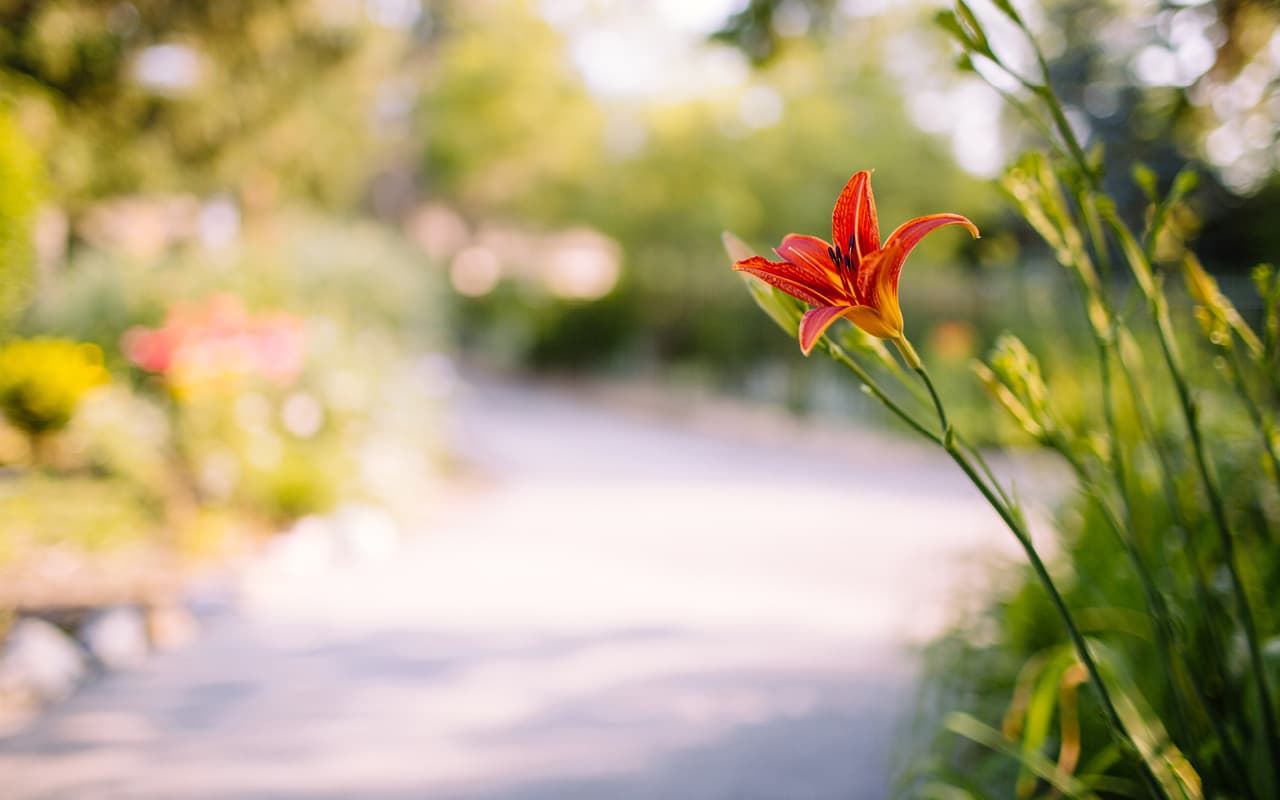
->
0, 377, 1046, 799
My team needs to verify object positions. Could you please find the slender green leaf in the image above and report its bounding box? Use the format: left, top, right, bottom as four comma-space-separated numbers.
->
935, 10, 986, 56
917, 782, 982, 800
1090, 643, 1204, 800
1018, 650, 1075, 797
1132, 163, 1158, 203
988, 0, 1025, 26
944, 712, 1103, 800
955, 1, 992, 55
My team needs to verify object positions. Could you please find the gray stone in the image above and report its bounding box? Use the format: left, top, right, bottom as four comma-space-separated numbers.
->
146, 603, 198, 651
0, 618, 88, 704
79, 606, 149, 669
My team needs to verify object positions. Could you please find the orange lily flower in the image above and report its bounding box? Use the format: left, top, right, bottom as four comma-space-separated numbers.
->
733, 170, 979, 359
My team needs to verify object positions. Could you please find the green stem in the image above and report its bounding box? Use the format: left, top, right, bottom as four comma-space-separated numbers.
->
895, 333, 951, 438
1113, 339, 1255, 795
1021, 28, 1098, 189
956, 432, 1018, 519
1143, 269, 1280, 776
823, 340, 940, 445
1052, 439, 1233, 764
973, 7, 1274, 786
1075, 239, 1251, 789
910, 363, 1170, 800
916, 366, 948, 435
944, 434, 1169, 800
1226, 343, 1280, 499
1095, 340, 1128, 502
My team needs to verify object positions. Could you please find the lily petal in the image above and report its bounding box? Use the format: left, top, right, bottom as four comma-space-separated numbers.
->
798, 305, 853, 355
734, 256, 840, 307
775, 234, 843, 288
832, 171, 880, 265
880, 213, 980, 294
852, 242, 899, 314
844, 304, 900, 340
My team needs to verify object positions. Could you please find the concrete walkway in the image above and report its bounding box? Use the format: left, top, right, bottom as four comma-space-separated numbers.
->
0, 377, 1045, 799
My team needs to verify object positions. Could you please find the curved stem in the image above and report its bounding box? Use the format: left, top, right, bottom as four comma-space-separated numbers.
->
1112, 340, 1256, 795
956, 432, 1017, 517
1226, 344, 1280, 499
823, 340, 940, 445
943, 435, 1169, 800
915, 367, 949, 436
1052, 438, 1240, 768
1142, 269, 1280, 776
908, 362, 1169, 799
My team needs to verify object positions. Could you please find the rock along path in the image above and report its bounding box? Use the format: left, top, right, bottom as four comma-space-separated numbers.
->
0, 376, 1049, 799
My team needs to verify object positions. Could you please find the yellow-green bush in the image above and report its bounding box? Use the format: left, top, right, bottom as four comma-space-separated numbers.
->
0, 110, 41, 335
0, 475, 153, 565
0, 337, 109, 437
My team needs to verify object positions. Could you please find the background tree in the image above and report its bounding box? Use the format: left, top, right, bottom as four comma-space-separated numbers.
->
714, 0, 1280, 274
0, 0, 423, 213
0, 109, 40, 335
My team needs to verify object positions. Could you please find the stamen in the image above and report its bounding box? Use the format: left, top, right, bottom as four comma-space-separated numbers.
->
828, 244, 853, 298
846, 234, 860, 302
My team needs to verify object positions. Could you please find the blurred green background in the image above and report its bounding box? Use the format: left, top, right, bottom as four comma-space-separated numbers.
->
1, 0, 1278, 794
3, 0, 1273, 412
1, 0, 1277, 591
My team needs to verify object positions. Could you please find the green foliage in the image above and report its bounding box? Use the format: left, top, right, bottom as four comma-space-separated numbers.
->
710, 0, 839, 64
726, 3, 1280, 797
0, 109, 41, 334
0, 337, 108, 437
416, 3, 998, 372
0, 475, 154, 565
0, 0, 414, 208
248, 447, 340, 524
27, 213, 446, 355
913, 440, 1274, 798
888, 5, 1280, 798
419, 1, 604, 220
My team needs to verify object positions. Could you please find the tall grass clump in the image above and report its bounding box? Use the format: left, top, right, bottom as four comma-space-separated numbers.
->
728, 2, 1277, 797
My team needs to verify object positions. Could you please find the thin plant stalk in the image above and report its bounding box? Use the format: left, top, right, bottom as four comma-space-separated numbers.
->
1048, 434, 1257, 788
908, 359, 1171, 800
1112, 341, 1255, 795
976, 7, 1280, 774
1225, 344, 1280, 498
1107, 218, 1280, 774
1057, 211, 1252, 787
822, 339, 941, 445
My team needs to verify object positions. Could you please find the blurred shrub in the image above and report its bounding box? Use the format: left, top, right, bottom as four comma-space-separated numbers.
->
247, 448, 340, 524
29, 214, 445, 355
122, 293, 306, 398
417, 2, 1000, 375
910, 439, 1277, 794
0, 475, 154, 566
65, 385, 173, 498
20, 214, 449, 532
0, 110, 41, 334
0, 337, 108, 441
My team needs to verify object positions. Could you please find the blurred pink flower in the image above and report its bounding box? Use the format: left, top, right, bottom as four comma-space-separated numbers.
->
122, 294, 306, 393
